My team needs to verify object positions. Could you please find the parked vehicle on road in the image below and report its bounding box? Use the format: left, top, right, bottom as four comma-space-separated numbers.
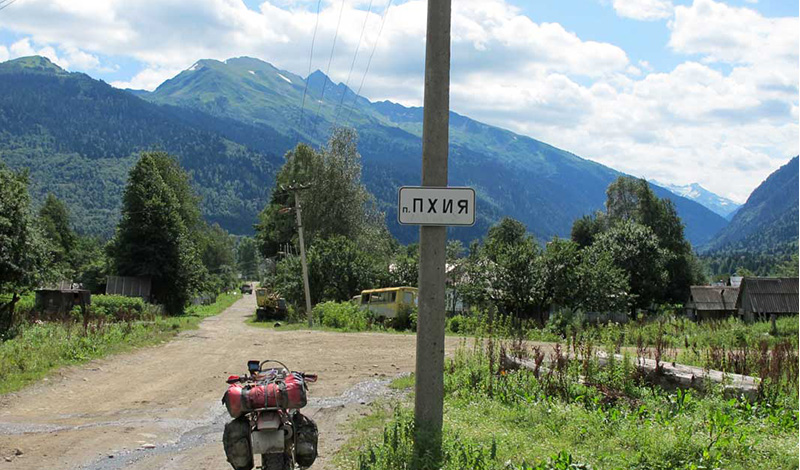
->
241, 284, 254, 294
255, 287, 287, 320
355, 286, 418, 319
222, 359, 319, 470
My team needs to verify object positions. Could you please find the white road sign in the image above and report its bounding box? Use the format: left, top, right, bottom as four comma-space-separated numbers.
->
397, 186, 476, 226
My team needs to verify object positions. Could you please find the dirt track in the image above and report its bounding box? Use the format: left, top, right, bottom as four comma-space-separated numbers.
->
0, 295, 460, 470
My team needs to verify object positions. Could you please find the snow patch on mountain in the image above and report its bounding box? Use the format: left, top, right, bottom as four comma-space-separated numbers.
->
655, 182, 741, 218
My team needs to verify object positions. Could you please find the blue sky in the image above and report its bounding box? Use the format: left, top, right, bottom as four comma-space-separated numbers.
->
0, 0, 796, 202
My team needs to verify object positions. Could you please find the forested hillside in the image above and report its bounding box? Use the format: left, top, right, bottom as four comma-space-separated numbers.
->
0, 56, 282, 236
702, 156, 798, 275
0, 55, 728, 246
144, 57, 728, 245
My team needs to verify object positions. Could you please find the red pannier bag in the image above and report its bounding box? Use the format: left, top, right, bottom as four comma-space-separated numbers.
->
223, 373, 307, 418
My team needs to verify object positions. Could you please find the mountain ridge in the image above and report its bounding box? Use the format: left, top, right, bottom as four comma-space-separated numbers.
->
703, 156, 798, 255
0, 55, 729, 246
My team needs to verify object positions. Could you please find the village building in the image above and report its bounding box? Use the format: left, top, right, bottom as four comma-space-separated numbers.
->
736, 277, 799, 322
35, 288, 91, 316
685, 286, 740, 321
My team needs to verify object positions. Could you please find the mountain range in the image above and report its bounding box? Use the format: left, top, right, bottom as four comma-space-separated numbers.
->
0, 55, 731, 247
655, 182, 741, 219
703, 156, 798, 256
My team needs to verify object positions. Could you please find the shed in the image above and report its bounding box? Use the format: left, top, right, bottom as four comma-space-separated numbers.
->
35, 289, 91, 316
736, 277, 799, 322
106, 276, 152, 300
686, 286, 739, 321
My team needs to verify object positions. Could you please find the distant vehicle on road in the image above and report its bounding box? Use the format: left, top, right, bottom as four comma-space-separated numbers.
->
241, 284, 253, 294
355, 286, 418, 319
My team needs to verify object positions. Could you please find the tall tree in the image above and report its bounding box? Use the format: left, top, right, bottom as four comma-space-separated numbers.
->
540, 238, 581, 309
149, 152, 203, 235
466, 217, 545, 321
198, 223, 237, 294
108, 153, 204, 315
575, 246, 630, 313
591, 220, 668, 314
484, 217, 528, 260
595, 176, 701, 303
256, 128, 389, 258
38, 193, 77, 278
389, 243, 419, 287
571, 212, 605, 248
0, 165, 52, 332
236, 237, 261, 281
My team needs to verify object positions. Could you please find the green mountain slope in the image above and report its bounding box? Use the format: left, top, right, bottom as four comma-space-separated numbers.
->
143, 57, 728, 245
0, 56, 282, 236
704, 156, 798, 255
0, 55, 728, 246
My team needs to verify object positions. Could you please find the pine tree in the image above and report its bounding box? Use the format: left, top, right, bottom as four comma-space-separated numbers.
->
108, 153, 204, 315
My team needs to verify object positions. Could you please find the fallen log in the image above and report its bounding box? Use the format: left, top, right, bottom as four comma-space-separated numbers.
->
501, 351, 760, 401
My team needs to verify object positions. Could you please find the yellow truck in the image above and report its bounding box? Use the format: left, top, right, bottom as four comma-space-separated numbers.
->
255, 287, 288, 321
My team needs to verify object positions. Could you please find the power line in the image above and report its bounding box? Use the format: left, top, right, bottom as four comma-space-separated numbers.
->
344, 0, 393, 124
297, 0, 323, 145
0, 0, 18, 12
312, 0, 346, 135
332, 0, 374, 127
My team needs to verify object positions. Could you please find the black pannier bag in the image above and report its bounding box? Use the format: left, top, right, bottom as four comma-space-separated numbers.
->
293, 412, 319, 468
223, 416, 254, 470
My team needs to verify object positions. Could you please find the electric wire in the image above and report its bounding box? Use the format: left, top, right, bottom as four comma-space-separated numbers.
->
297, 0, 323, 145
332, 0, 374, 127
312, 0, 346, 134
0, 0, 18, 12
343, 0, 393, 124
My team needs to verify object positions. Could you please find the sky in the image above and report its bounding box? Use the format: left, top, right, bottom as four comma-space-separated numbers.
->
0, 0, 797, 203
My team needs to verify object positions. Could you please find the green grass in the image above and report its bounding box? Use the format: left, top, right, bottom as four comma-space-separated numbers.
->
0, 292, 240, 394
340, 341, 799, 470
389, 373, 415, 390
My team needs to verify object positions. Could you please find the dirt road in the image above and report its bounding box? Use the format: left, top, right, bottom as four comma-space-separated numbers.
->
0, 295, 460, 470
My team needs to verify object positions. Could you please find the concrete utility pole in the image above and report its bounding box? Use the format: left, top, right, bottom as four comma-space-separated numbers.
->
414, 0, 451, 466
293, 193, 313, 327
281, 183, 314, 326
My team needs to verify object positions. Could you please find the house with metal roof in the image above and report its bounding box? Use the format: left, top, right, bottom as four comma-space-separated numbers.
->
736, 277, 799, 322
686, 286, 740, 321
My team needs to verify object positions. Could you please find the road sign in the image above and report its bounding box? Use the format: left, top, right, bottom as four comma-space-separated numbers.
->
397, 186, 475, 226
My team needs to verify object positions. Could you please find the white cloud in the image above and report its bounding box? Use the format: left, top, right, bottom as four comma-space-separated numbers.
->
613, 0, 674, 21
110, 67, 184, 90
669, 0, 797, 68
0, 0, 795, 202
4, 37, 114, 73
9, 38, 67, 67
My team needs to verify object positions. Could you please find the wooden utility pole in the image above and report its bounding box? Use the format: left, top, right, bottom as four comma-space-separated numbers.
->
414, 0, 451, 467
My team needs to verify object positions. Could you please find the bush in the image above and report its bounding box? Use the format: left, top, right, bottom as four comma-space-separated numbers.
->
544, 308, 581, 337
91, 295, 148, 321
386, 303, 417, 331
312, 301, 369, 331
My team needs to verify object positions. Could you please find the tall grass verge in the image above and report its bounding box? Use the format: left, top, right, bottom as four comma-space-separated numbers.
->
0, 292, 240, 394
342, 335, 798, 470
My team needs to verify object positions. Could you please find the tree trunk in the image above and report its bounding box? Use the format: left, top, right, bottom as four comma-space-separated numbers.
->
0, 293, 20, 335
